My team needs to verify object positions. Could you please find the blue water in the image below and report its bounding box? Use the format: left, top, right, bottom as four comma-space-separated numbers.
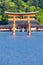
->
0, 32, 43, 65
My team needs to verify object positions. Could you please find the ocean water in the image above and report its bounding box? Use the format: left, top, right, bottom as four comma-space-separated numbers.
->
0, 32, 43, 65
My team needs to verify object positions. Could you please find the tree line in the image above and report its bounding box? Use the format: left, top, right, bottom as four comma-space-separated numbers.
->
0, 0, 43, 25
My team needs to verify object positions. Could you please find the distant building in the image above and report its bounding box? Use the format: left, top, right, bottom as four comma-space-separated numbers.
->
8, 19, 39, 28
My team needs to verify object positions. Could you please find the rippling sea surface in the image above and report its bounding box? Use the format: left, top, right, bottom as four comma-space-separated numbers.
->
0, 32, 43, 65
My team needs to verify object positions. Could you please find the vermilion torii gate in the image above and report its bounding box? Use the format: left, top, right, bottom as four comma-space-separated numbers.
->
5, 11, 38, 36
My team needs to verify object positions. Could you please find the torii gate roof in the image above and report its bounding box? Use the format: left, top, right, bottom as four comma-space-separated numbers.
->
5, 11, 38, 16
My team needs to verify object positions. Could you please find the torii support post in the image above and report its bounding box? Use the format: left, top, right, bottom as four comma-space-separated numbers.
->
12, 16, 16, 36
28, 16, 31, 36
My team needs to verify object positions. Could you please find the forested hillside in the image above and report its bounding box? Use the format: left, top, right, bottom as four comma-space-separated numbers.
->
0, 0, 43, 24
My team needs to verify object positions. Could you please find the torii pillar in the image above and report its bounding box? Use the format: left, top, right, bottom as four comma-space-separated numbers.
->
12, 16, 16, 36
28, 16, 31, 36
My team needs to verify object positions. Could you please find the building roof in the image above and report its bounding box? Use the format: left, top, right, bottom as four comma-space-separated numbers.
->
8, 20, 39, 27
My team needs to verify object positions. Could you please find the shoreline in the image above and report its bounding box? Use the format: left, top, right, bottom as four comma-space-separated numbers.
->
0, 25, 43, 32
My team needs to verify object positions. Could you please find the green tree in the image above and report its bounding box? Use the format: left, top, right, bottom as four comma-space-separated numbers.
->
0, 0, 8, 24
37, 10, 43, 24
8, 2, 17, 12
0, 0, 43, 25
29, 6, 36, 11
14, 0, 27, 12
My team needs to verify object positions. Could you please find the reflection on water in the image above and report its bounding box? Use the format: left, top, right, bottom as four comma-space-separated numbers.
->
0, 32, 43, 65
